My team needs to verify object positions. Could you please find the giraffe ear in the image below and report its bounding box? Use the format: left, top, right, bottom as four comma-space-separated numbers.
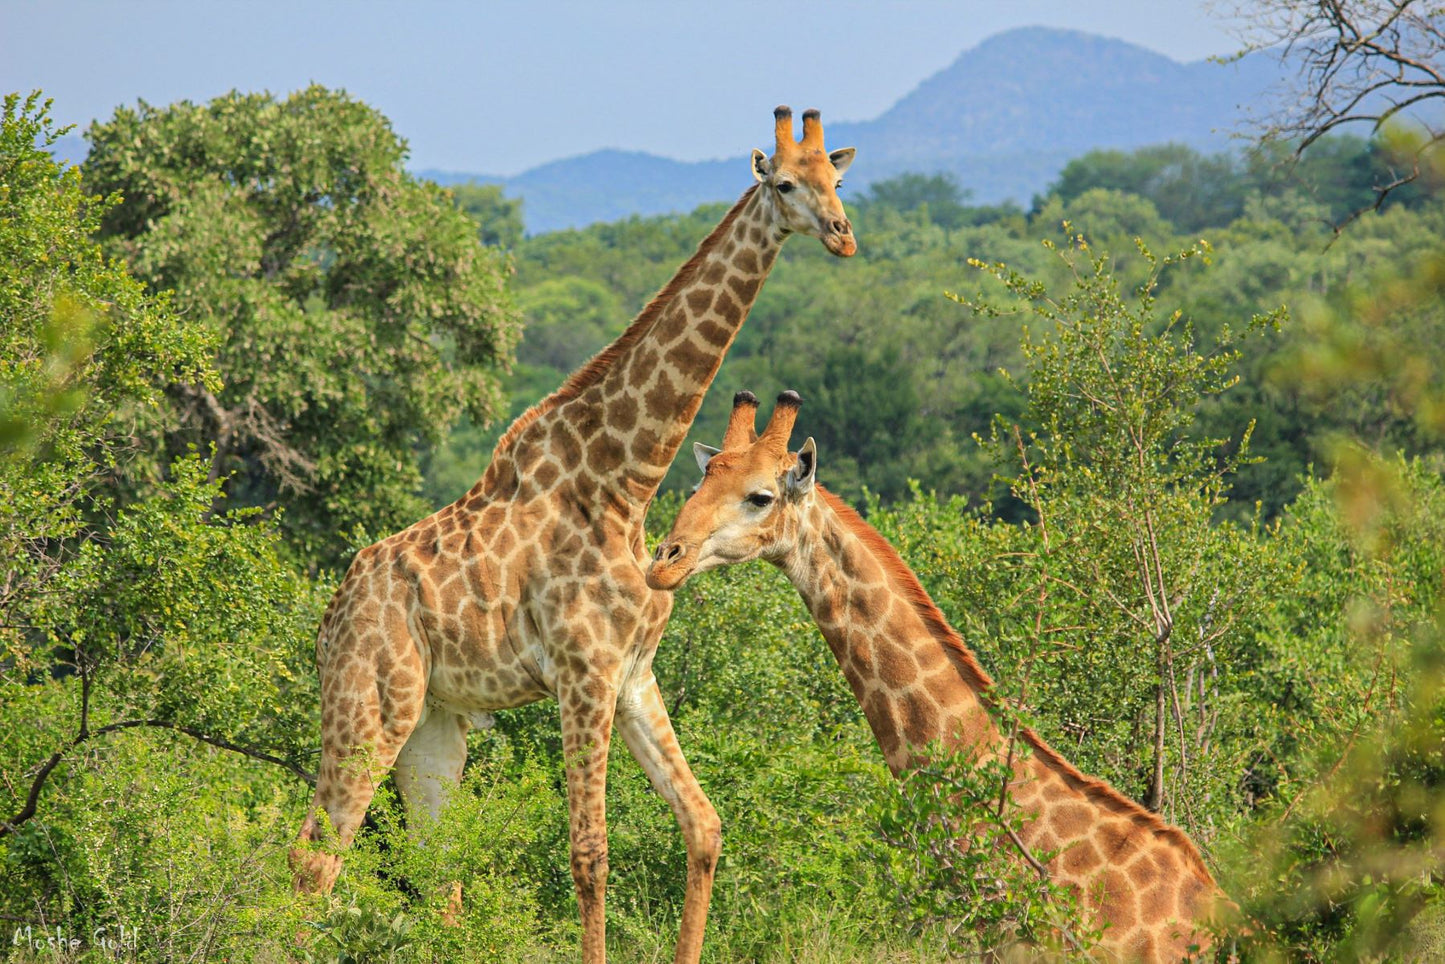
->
694, 442, 721, 474
751, 149, 771, 183
786, 437, 817, 497
829, 148, 855, 176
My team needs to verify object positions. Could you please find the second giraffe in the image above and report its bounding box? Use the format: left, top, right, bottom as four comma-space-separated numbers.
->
647, 391, 1225, 962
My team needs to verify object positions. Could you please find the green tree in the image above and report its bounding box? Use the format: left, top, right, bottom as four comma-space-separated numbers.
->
856, 172, 973, 230
780, 343, 954, 503
948, 236, 1286, 835
84, 86, 522, 567
0, 94, 326, 942
1046, 143, 1246, 231
0, 91, 215, 671
1032, 188, 1174, 255
514, 276, 622, 372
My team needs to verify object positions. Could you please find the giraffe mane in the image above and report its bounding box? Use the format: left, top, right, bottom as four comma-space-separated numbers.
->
816, 488, 1216, 886
492, 185, 760, 456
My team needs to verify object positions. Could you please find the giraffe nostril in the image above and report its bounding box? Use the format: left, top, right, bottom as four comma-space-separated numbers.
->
665, 544, 684, 563
830, 218, 850, 235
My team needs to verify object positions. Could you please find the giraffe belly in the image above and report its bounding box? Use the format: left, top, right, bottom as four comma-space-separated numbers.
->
424, 626, 552, 712
422, 606, 552, 712
419, 693, 497, 731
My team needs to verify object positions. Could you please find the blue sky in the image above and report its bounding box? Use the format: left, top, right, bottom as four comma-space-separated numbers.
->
2, 1, 1244, 175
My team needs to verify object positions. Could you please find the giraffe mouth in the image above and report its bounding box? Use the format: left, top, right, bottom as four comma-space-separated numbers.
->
645, 541, 697, 591
822, 231, 857, 258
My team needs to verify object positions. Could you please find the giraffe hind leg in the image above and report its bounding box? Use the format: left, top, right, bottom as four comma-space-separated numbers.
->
393, 703, 469, 833
393, 705, 470, 925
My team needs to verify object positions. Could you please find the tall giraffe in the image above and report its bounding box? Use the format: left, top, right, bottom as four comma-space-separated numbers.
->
646, 392, 1222, 962
288, 109, 855, 963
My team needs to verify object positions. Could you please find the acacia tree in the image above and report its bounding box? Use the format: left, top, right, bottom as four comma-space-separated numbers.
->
84, 86, 522, 567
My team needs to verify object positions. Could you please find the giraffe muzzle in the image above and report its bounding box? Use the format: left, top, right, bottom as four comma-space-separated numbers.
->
821, 222, 856, 258
645, 540, 696, 591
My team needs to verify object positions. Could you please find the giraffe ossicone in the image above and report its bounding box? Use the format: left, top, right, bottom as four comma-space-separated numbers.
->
648, 391, 1227, 963
288, 109, 855, 964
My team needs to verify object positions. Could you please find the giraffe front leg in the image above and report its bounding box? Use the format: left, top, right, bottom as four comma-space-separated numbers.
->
290, 711, 417, 894
559, 674, 618, 964
291, 633, 426, 894
616, 675, 720, 964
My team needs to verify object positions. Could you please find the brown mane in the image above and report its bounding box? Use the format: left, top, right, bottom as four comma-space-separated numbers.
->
816, 487, 1215, 884
492, 185, 760, 456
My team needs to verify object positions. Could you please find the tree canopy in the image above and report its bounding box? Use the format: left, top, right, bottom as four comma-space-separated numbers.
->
84, 86, 522, 567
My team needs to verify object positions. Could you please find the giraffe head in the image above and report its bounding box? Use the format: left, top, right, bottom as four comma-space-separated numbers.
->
753, 106, 857, 257
647, 390, 816, 590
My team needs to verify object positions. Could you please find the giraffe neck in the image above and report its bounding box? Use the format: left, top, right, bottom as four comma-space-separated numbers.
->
778, 488, 1220, 953
493, 185, 782, 509
780, 488, 1006, 773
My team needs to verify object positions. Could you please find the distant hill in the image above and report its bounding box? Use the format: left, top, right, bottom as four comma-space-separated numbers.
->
425, 150, 740, 234
421, 27, 1287, 234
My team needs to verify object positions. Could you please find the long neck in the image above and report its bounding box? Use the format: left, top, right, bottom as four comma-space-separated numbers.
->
493, 186, 782, 509
781, 489, 1004, 773
781, 489, 1217, 891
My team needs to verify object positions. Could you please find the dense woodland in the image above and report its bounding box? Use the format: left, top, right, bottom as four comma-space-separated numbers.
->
3, 80, 1444, 962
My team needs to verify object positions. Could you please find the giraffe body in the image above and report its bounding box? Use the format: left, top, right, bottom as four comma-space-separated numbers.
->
289, 109, 856, 964
648, 393, 1222, 962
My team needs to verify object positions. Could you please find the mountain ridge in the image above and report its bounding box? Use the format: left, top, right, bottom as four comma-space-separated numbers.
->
421, 27, 1288, 232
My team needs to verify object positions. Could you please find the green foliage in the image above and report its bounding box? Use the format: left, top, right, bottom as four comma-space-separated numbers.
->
937, 237, 1285, 831
0, 456, 327, 922
1214, 455, 1445, 960
1045, 137, 1432, 232
1045, 143, 1244, 232
853, 172, 986, 231
780, 343, 945, 503
8, 82, 1445, 961
515, 276, 624, 372
83, 86, 522, 567
0, 92, 327, 961
0, 92, 217, 672
871, 741, 1095, 959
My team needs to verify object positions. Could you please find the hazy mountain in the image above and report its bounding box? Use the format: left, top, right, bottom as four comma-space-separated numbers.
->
826, 27, 1278, 168
426, 150, 741, 235
49, 27, 1287, 234
421, 27, 1287, 234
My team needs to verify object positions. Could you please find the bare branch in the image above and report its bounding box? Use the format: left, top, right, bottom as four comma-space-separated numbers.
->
1219, 1, 1445, 221
0, 715, 315, 839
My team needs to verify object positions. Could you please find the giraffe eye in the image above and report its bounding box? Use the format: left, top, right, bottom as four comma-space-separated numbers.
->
775, 181, 794, 194
747, 491, 775, 508
835, 180, 843, 190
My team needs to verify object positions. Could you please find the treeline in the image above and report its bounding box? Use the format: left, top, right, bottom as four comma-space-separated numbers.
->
428, 135, 1445, 521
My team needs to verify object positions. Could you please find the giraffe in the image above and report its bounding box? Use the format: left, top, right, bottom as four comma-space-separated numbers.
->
287, 108, 856, 964
646, 391, 1223, 962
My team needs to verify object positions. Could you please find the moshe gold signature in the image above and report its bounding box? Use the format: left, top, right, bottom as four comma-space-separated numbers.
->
11, 924, 141, 954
